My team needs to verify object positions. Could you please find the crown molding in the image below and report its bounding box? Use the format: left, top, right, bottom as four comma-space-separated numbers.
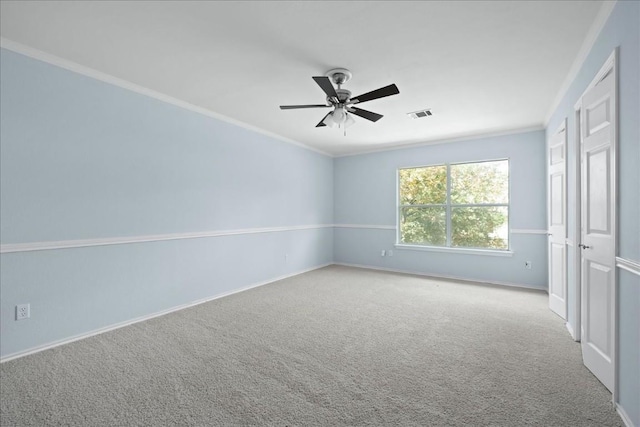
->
544, 1, 617, 127
335, 125, 545, 158
0, 37, 333, 158
2, 0, 616, 162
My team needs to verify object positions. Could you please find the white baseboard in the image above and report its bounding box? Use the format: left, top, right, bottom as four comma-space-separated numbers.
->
616, 403, 636, 427
0, 263, 330, 363
333, 262, 545, 291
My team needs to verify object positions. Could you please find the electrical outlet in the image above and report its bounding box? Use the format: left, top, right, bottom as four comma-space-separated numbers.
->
16, 304, 30, 320
525, 261, 532, 270
285, 254, 289, 263
388, 250, 393, 257
381, 250, 386, 256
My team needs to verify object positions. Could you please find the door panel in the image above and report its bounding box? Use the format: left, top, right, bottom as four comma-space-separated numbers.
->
584, 261, 612, 358
551, 173, 564, 226
550, 243, 566, 299
586, 147, 611, 234
548, 123, 567, 319
585, 97, 610, 135
580, 70, 615, 392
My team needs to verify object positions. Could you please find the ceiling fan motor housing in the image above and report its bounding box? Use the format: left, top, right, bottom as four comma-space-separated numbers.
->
325, 69, 353, 105
330, 89, 352, 104
326, 68, 352, 86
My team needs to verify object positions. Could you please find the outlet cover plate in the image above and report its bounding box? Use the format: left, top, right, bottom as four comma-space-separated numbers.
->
16, 304, 30, 320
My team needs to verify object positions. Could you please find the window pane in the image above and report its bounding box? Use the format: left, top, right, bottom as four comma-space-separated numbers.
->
450, 160, 508, 204
399, 166, 447, 205
400, 207, 446, 246
451, 206, 508, 249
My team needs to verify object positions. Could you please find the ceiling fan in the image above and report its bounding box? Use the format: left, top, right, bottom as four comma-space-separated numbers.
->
279, 68, 399, 131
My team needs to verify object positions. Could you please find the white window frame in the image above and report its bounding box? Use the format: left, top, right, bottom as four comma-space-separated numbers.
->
396, 158, 512, 256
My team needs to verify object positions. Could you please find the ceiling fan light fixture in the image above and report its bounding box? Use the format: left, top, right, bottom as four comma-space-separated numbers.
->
344, 113, 355, 128
324, 107, 349, 127
323, 112, 337, 128
332, 107, 347, 124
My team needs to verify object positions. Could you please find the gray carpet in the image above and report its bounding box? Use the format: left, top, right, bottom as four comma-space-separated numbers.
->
0, 265, 622, 426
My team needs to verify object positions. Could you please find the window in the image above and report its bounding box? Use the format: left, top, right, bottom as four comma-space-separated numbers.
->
398, 160, 509, 250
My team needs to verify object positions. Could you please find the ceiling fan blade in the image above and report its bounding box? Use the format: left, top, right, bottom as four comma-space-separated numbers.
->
312, 76, 339, 99
280, 104, 331, 110
347, 106, 383, 122
350, 84, 399, 104
316, 112, 332, 127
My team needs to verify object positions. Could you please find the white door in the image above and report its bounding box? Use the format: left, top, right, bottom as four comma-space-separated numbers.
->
548, 123, 567, 319
580, 70, 616, 392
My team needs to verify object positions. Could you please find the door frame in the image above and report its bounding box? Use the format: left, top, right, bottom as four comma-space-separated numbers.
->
573, 48, 618, 402
570, 107, 581, 342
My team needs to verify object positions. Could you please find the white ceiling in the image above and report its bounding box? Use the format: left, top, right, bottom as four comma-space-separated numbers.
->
1, 1, 604, 156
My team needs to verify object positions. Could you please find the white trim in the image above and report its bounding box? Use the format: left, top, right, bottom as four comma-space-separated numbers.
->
511, 229, 548, 235
0, 225, 333, 254
336, 125, 544, 158
616, 403, 635, 427
333, 224, 396, 230
565, 322, 578, 341
573, 49, 618, 112
545, 0, 617, 126
0, 263, 331, 363
616, 257, 640, 277
611, 48, 619, 404
0, 37, 332, 158
396, 168, 401, 243
573, 104, 583, 342
333, 262, 545, 291
566, 239, 574, 247
394, 244, 514, 257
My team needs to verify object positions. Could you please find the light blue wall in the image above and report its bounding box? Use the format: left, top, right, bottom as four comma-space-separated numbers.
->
545, 1, 639, 423
0, 49, 334, 358
2, 3, 638, 418
334, 130, 548, 289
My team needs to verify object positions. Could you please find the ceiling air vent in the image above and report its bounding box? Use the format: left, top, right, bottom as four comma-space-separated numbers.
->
407, 109, 432, 119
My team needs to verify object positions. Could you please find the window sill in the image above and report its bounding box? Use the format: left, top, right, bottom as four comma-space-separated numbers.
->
394, 244, 514, 257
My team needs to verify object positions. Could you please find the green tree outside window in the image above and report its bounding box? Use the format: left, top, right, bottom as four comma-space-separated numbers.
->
399, 160, 509, 250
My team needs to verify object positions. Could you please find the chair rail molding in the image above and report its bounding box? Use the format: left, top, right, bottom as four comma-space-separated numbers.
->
333, 224, 396, 230
0, 225, 334, 254
616, 257, 640, 277
510, 229, 548, 235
